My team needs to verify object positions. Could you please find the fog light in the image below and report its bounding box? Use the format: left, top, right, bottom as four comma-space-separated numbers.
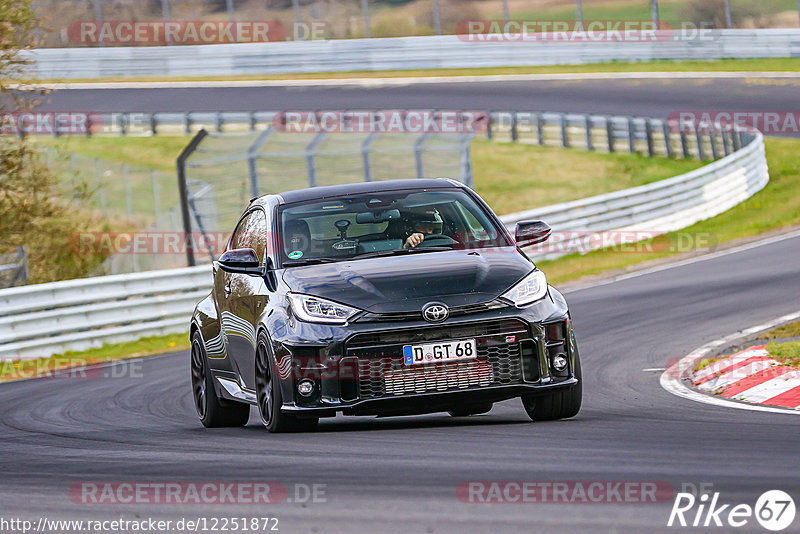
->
551, 354, 568, 372
297, 379, 315, 397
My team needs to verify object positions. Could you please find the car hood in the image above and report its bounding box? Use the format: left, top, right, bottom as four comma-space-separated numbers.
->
281, 247, 533, 313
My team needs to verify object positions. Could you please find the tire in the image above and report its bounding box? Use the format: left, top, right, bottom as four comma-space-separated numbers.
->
190, 331, 250, 428
448, 403, 493, 417
255, 332, 319, 433
522, 350, 582, 421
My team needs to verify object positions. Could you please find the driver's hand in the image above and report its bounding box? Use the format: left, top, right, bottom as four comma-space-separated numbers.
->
404, 233, 424, 248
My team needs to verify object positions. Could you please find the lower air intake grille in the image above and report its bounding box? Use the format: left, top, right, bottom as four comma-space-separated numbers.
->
357, 342, 522, 399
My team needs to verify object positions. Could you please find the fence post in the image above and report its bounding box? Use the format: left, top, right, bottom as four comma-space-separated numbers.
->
16, 246, 28, 286
695, 130, 706, 160
536, 113, 544, 145
732, 130, 742, 151
645, 118, 655, 157
662, 121, 673, 158
606, 116, 615, 153
560, 114, 569, 147
414, 132, 432, 179
123, 164, 133, 218
150, 113, 158, 135
214, 112, 224, 133
709, 131, 720, 160
152, 170, 161, 225
433, 0, 442, 35
176, 129, 209, 267
627, 117, 635, 153
680, 130, 690, 158
721, 131, 731, 156
361, 132, 379, 182
460, 134, 475, 188
247, 127, 274, 198
486, 112, 493, 140
306, 132, 327, 187
584, 115, 593, 151
510, 113, 518, 142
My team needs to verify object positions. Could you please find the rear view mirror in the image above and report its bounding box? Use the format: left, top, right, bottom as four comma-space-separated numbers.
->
218, 248, 262, 275
515, 220, 552, 248
355, 209, 401, 224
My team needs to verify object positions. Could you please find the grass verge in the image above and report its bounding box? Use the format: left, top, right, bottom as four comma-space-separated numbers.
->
766, 341, 800, 368
0, 333, 189, 382
39, 58, 800, 84
35, 135, 704, 215
760, 320, 800, 339
540, 136, 800, 285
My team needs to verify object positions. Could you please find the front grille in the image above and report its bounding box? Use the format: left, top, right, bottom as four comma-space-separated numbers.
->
355, 302, 507, 323
356, 341, 522, 399
346, 318, 528, 349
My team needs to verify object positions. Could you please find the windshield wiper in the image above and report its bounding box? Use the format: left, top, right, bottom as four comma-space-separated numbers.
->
282, 257, 339, 267
351, 246, 453, 260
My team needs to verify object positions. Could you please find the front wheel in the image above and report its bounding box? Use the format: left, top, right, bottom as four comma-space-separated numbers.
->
190, 331, 250, 428
521, 351, 582, 421
255, 333, 318, 433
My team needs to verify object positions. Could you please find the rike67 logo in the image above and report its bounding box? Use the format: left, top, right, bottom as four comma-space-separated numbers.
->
668, 486, 796, 531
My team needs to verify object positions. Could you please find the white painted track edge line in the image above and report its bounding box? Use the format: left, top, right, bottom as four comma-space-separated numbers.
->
660, 310, 800, 415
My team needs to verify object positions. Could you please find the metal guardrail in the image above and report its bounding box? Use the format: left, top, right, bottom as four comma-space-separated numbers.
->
24, 29, 800, 79
500, 130, 768, 259
0, 248, 28, 289
0, 265, 210, 360
0, 117, 769, 361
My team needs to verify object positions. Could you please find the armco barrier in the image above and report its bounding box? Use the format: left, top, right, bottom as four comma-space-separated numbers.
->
500, 130, 768, 259
24, 29, 800, 79
0, 266, 211, 360
0, 126, 769, 362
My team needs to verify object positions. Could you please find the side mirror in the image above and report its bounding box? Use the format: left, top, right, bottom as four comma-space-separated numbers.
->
218, 248, 262, 275
515, 220, 552, 248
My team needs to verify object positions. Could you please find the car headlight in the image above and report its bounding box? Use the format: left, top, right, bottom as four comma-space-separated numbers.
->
500, 270, 548, 307
287, 293, 360, 324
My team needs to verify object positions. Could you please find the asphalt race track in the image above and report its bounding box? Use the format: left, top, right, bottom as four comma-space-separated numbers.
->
2, 232, 800, 533
37, 77, 800, 128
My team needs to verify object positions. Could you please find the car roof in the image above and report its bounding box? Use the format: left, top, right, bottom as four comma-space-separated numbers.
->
262, 178, 464, 205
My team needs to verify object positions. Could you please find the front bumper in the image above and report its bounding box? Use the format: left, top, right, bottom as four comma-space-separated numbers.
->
268, 288, 578, 417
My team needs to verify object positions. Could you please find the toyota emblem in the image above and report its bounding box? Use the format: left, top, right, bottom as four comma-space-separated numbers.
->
422, 302, 449, 323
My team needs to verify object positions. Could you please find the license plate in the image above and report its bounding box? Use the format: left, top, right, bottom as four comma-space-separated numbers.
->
402, 339, 477, 366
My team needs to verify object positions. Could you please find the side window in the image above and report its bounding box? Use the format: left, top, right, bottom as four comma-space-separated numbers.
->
231, 210, 267, 264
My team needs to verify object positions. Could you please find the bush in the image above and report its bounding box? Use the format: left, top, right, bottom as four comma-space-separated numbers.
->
0, 0, 110, 284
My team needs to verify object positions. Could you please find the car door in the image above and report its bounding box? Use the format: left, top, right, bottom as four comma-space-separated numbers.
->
221, 208, 270, 390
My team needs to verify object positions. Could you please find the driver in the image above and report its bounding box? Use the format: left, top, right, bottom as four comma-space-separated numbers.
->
403, 209, 444, 248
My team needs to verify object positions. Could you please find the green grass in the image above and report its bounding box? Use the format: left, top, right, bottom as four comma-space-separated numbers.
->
32, 135, 190, 173
760, 320, 800, 339
0, 333, 189, 382
695, 355, 726, 372
38, 58, 800, 84
539, 136, 800, 285
766, 340, 800, 368
471, 138, 703, 213
36, 134, 704, 217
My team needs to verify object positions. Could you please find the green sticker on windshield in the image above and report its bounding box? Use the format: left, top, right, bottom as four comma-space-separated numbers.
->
288, 250, 303, 259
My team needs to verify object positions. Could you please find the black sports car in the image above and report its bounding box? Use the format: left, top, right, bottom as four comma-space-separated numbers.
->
190, 178, 582, 432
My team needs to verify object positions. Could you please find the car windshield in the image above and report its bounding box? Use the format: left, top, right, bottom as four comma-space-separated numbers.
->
277, 189, 512, 266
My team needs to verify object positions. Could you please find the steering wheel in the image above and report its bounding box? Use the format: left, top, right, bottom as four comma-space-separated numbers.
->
418, 233, 456, 247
